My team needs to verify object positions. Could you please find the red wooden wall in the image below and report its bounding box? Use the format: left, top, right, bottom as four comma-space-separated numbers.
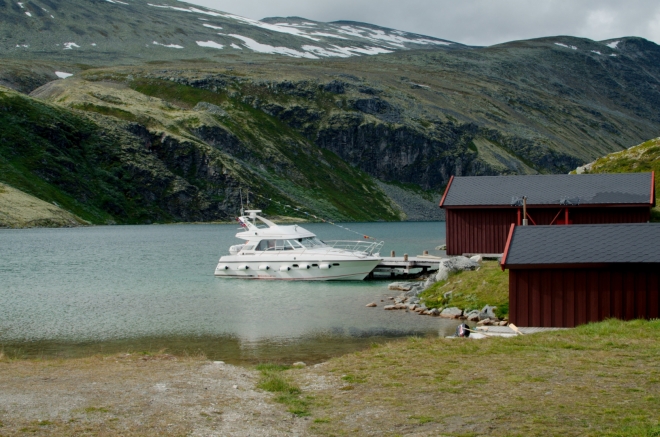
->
445, 207, 651, 255
509, 267, 660, 327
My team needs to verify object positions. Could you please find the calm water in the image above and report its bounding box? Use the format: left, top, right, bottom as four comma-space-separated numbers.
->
0, 221, 453, 364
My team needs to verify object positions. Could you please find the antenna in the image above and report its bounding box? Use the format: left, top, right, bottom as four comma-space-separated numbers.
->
239, 187, 244, 216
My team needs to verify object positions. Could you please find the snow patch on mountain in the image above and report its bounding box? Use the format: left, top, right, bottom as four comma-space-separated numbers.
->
147, 3, 225, 17
196, 40, 224, 49
153, 41, 184, 48
606, 40, 620, 49
309, 32, 347, 40
555, 42, 578, 50
229, 34, 318, 58
63, 42, 80, 50
55, 71, 73, 79
217, 13, 321, 40
203, 24, 223, 30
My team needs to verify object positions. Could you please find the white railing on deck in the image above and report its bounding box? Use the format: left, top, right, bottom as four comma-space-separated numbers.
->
323, 240, 384, 256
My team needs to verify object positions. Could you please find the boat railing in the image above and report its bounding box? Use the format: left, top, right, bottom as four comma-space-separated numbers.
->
323, 240, 384, 255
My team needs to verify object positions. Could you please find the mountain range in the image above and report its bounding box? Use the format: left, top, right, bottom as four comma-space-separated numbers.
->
1, 0, 660, 226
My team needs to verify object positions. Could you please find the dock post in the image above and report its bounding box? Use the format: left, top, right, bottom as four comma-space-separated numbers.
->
403, 253, 408, 261
423, 250, 428, 255
390, 250, 395, 257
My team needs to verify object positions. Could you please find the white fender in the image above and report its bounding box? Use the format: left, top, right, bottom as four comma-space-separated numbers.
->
299, 264, 311, 269
258, 265, 270, 271
238, 265, 249, 270
279, 266, 291, 272
319, 264, 332, 270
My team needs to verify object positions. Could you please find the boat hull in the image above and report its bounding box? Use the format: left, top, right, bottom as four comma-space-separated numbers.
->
214, 258, 381, 281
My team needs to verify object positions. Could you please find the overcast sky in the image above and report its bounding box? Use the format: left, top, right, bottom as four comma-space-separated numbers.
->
183, 0, 660, 46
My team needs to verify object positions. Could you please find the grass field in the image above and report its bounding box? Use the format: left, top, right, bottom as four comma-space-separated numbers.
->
300, 319, 660, 436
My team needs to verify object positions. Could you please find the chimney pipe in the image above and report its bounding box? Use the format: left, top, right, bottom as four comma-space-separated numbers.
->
522, 196, 528, 226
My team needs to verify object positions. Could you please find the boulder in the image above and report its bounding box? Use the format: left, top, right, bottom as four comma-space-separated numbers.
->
366, 302, 377, 307
388, 282, 412, 291
477, 318, 492, 326
384, 305, 397, 310
407, 303, 417, 310
499, 321, 508, 326
470, 254, 483, 263
440, 307, 463, 319
435, 266, 450, 282
465, 310, 480, 322
479, 305, 498, 320
445, 256, 480, 271
292, 362, 306, 367
193, 101, 228, 117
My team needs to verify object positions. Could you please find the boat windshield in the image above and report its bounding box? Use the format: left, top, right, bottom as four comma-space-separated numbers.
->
297, 237, 326, 248
256, 239, 304, 251
254, 237, 326, 251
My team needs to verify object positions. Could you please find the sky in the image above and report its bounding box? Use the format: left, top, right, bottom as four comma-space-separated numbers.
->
183, 0, 660, 46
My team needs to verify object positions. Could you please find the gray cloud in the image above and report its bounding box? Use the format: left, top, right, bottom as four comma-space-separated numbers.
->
182, 0, 660, 46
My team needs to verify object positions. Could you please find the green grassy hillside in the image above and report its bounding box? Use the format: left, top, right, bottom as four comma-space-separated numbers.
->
0, 85, 402, 224
578, 137, 660, 221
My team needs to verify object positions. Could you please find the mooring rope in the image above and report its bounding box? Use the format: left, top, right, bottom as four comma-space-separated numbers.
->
247, 190, 378, 241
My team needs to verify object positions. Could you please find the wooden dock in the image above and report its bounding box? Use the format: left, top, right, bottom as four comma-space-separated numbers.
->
372, 255, 443, 276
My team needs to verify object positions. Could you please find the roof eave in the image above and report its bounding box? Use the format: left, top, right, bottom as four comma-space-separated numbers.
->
503, 262, 660, 270
442, 203, 654, 209
438, 175, 454, 208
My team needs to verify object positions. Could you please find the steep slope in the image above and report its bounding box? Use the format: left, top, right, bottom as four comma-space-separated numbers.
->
575, 137, 660, 221
0, 85, 401, 224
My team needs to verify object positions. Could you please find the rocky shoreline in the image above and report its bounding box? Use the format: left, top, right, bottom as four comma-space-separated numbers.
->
366, 255, 509, 327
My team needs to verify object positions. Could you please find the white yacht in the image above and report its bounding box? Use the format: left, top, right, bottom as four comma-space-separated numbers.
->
215, 210, 383, 280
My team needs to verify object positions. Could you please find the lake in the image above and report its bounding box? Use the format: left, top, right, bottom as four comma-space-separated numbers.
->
0, 221, 455, 364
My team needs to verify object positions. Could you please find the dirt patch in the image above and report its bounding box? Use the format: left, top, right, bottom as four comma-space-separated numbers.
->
0, 354, 309, 436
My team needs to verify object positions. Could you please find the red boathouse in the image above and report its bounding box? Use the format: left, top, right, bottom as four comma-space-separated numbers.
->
500, 223, 660, 328
439, 173, 655, 256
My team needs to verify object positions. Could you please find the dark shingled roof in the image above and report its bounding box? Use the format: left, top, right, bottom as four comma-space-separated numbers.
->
441, 173, 653, 207
502, 223, 660, 266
